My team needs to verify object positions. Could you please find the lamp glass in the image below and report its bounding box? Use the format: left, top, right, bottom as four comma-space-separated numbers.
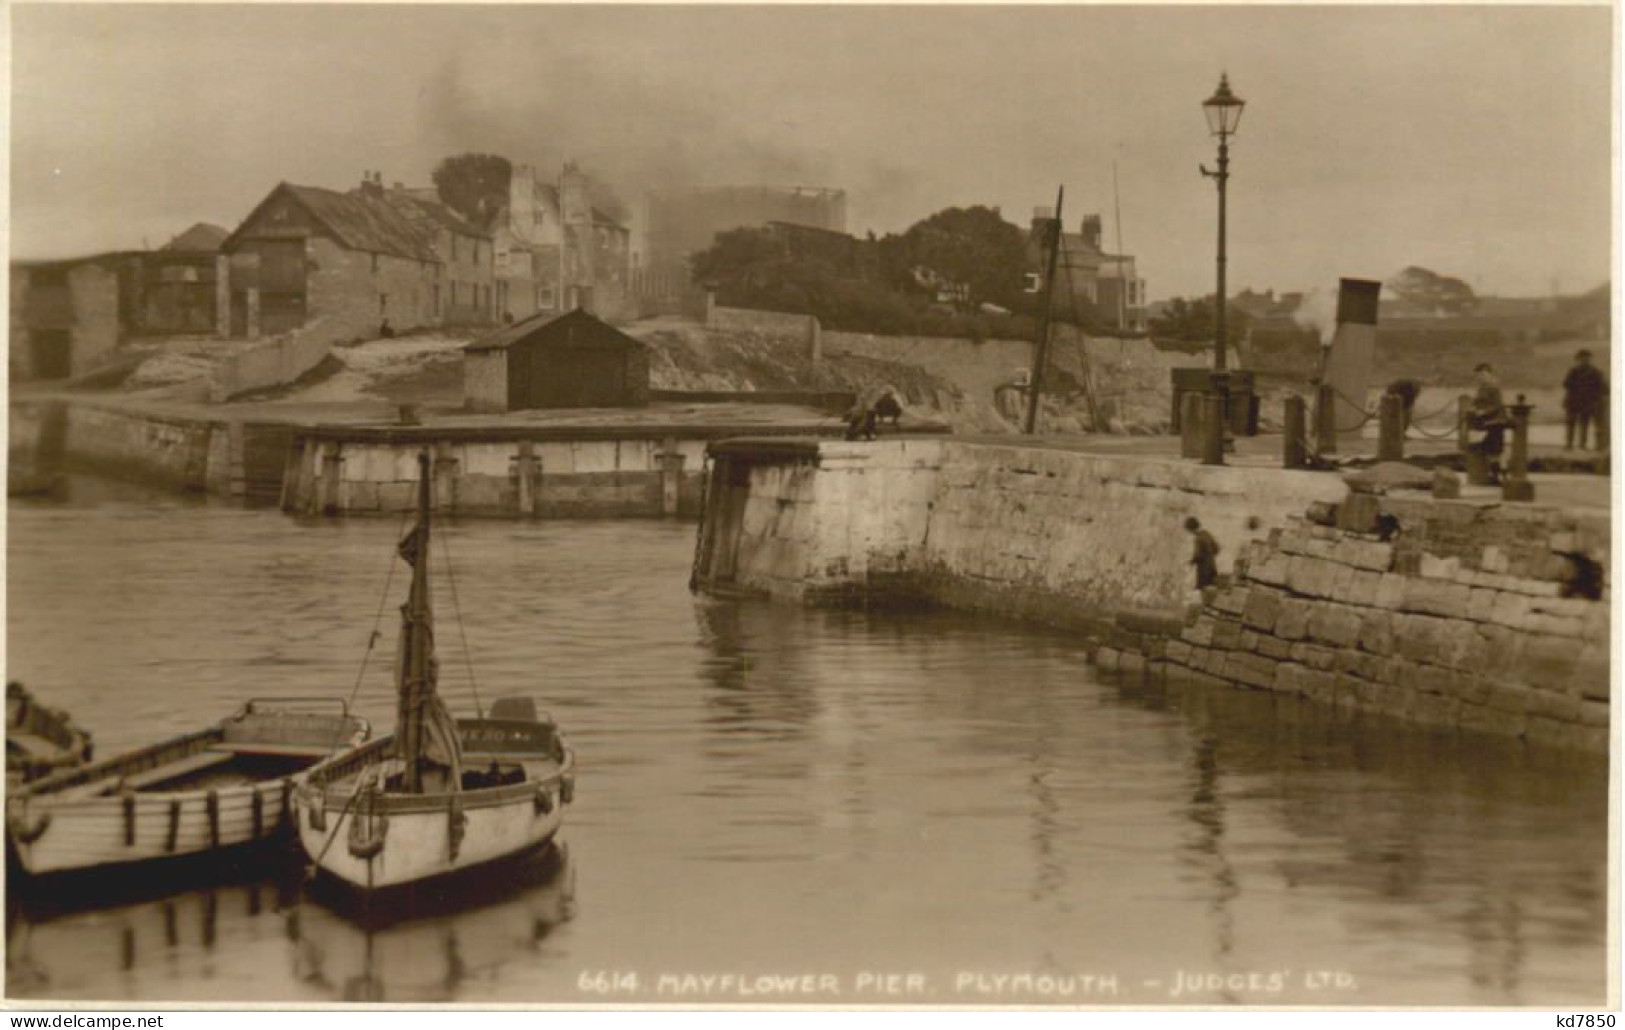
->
1203, 76, 1245, 136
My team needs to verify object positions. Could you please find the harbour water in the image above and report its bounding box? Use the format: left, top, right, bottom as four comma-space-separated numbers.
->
5, 477, 1610, 1006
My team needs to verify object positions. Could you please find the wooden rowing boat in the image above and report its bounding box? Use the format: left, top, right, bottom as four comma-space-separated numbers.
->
294, 451, 575, 892
7, 700, 368, 877
7, 682, 93, 788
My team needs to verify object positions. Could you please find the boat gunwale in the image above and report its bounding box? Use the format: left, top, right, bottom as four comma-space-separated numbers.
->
11, 727, 225, 801
13, 703, 370, 808
297, 737, 575, 816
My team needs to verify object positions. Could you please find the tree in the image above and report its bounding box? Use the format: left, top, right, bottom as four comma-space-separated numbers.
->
1387, 266, 1477, 315
431, 153, 512, 228
890, 206, 1030, 311
1148, 296, 1250, 347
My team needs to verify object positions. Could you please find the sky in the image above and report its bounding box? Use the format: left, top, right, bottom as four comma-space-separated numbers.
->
8, 3, 1613, 301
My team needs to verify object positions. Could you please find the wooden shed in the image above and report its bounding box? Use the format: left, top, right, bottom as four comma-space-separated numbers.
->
464, 308, 651, 412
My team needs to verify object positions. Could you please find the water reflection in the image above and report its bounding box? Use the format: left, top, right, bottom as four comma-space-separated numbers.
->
291, 845, 576, 1004
7, 494, 1610, 1006
8, 859, 301, 1000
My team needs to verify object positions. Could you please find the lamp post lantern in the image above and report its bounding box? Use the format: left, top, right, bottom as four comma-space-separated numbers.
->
1200, 73, 1245, 372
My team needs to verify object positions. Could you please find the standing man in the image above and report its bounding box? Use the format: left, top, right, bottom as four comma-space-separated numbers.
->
1562, 349, 1607, 450
1184, 517, 1221, 594
1468, 363, 1510, 484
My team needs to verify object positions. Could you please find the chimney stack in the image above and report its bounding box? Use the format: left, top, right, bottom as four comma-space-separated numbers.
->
1081, 215, 1103, 251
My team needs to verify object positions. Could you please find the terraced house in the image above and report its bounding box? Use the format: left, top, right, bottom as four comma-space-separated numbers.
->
221, 173, 496, 342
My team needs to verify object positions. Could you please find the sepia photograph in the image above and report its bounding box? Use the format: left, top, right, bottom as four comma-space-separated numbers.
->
4, 1, 1615, 1012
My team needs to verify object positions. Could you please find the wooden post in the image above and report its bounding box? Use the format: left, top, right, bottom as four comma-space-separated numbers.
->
245, 287, 261, 340
1180, 393, 1203, 459
1315, 383, 1338, 456
514, 441, 538, 516
1502, 394, 1535, 501
227, 421, 248, 499
1283, 394, 1307, 469
1377, 392, 1404, 462
658, 436, 684, 517
1201, 394, 1225, 466
433, 441, 457, 514
214, 255, 231, 339
320, 447, 342, 516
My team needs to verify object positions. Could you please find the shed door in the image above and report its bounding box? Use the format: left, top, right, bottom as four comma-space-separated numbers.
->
255, 240, 307, 336
531, 347, 625, 408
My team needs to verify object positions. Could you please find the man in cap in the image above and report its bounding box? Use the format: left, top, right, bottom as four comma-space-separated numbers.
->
1561, 349, 1607, 450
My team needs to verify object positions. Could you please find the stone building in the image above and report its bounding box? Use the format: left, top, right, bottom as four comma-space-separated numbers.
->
1029, 211, 1147, 332
221, 175, 495, 342
491, 163, 632, 324
464, 308, 650, 412
144, 222, 227, 335
9, 253, 143, 381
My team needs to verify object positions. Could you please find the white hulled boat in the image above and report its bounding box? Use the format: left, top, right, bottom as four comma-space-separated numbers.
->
293, 451, 575, 892
7, 699, 368, 877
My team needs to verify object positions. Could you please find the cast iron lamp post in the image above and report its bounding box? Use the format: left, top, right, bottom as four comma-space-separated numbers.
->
1200, 73, 1245, 372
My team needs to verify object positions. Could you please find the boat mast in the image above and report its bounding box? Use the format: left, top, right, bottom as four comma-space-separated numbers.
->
399, 450, 433, 793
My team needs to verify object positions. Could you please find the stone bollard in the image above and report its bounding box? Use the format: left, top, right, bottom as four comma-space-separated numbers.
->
1201, 394, 1226, 466
1377, 392, 1405, 462
1502, 394, 1535, 501
1180, 393, 1203, 459
1283, 394, 1307, 469
1315, 383, 1337, 456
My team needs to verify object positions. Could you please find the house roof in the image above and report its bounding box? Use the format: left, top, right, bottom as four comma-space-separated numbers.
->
224, 183, 442, 263
465, 307, 646, 353
162, 222, 229, 252
380, 190, 490, 242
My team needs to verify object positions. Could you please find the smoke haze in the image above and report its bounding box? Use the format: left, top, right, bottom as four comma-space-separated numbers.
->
9, 4, 1610, 300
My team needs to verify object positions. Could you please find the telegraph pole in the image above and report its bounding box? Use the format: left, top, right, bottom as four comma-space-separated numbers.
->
1023, 185, 1065, 435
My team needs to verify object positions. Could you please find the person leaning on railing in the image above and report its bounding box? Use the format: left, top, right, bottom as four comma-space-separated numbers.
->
1466, 363, 1511, 484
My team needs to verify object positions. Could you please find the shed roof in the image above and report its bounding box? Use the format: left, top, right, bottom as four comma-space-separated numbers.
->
162, 222, 229, 252
465, 308, 647, 353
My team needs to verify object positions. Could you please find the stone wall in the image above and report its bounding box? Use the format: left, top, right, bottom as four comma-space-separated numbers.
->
69, 263, 123, 375
695, 437, 1610, 749
306, 237, 439, 340
43, 402, 217, 490
1098, 503, 1609, 751
697, 439, 1347, 627
709, 306, 820, 355
211, 319, 339, 402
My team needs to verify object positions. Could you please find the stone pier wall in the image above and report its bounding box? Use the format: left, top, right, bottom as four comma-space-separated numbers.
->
695, 438, 1611, 749
698, 438, 1347, 627
1102, 503, 1610, 751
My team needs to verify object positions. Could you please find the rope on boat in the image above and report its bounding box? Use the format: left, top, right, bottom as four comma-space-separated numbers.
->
346, 511, 411, 710
303, 784, 367, 884
438, 526, 484, 720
